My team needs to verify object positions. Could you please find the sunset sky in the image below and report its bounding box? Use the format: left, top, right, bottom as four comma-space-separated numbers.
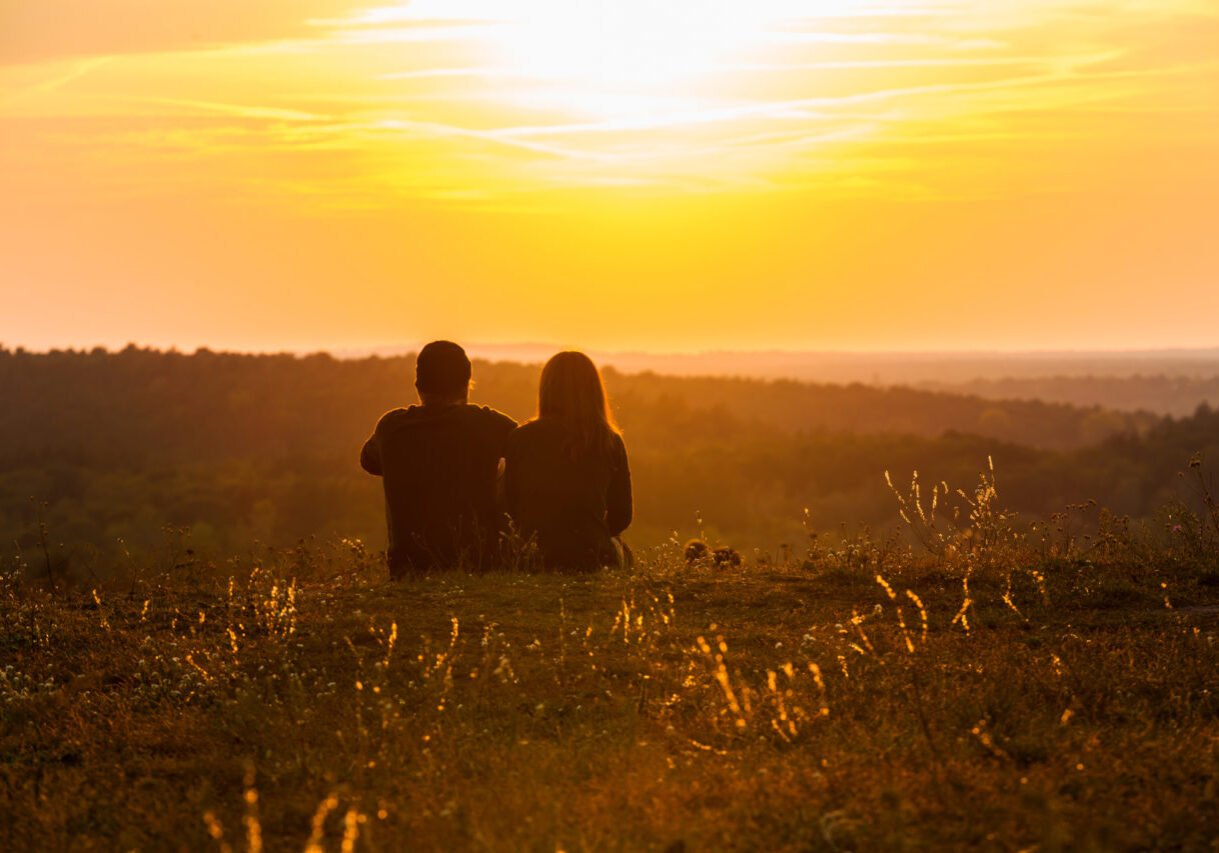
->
2, 0, 1217, 353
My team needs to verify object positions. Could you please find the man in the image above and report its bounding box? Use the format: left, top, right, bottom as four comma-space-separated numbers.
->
360, 341, 517, 578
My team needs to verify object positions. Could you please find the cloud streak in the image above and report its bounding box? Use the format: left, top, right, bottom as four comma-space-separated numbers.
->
2, 0, 1215, 209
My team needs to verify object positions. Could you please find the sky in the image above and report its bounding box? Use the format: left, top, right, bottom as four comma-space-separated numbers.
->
2, 0, 1217, 354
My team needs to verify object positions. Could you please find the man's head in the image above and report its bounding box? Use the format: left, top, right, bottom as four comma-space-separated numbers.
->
415, 340, 471, 405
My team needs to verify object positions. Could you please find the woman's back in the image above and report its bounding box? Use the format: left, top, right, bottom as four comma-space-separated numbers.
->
505, 419, 631, 571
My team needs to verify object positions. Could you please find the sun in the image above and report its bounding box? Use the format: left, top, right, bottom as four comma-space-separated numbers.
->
396, 0, 837, 90
351, 0, 861, 120
490, 0, 800, 88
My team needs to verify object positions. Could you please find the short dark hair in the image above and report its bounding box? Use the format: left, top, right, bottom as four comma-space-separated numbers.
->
415, 340, 471, 396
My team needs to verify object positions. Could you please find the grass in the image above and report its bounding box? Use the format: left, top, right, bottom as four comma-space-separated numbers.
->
3, 470, 1219, 850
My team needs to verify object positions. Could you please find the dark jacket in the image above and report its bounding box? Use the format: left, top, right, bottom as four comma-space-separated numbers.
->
361, 403, 517, 576
503, 419, 632, 571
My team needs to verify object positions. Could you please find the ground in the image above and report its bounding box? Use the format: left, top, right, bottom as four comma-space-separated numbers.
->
1, 534, 1218, 851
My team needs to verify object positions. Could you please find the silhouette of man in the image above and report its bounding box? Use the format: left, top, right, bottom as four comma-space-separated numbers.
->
360, 341, 517, 578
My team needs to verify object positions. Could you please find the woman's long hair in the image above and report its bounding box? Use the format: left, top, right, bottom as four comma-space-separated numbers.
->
536, 351, 620, 457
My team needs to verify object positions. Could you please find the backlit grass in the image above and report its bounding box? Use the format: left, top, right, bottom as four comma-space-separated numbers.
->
2, 469, 1218, 850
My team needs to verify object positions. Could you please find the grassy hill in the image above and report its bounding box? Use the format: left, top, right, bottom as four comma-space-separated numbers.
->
4, 345, 1219, 850
3, 476, 1218, 850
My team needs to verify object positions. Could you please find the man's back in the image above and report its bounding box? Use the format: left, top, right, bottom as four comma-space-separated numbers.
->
361, 403, 517, 576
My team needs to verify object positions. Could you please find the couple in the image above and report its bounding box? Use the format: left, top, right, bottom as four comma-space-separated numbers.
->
360, 341, 632, 578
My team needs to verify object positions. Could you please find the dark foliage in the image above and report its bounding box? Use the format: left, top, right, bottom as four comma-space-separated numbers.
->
1, 346, 1216, 575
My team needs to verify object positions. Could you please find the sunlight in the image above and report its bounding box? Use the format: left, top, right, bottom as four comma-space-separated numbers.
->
368, 0, 860, 101
483, 0, 819, 87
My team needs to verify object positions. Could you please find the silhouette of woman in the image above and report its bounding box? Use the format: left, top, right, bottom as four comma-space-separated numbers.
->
504, 351, 632, 571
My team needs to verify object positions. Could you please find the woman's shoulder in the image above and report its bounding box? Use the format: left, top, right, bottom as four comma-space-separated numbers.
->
507, 418, 551, 446
609, 429, 628, 461
509, 419, 623, 458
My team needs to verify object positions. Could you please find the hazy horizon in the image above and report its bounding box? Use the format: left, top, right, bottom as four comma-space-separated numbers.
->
9, 338, 1219, 388
9, 339, 1219, 359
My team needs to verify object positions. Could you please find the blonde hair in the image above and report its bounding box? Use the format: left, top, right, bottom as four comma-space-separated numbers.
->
536, 351, 619, 456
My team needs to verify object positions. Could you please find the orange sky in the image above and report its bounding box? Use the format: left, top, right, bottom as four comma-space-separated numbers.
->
2, 0, 1217, 353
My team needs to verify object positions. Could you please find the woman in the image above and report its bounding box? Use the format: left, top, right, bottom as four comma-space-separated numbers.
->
504, 351, 632, 571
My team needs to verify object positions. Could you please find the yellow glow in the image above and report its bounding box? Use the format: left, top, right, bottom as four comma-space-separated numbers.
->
482, 1, 815, 87
344, 0, 881, 123
0, 0, 1217, 352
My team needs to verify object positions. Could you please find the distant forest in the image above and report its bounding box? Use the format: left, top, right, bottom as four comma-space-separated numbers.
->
920, 375, 1219, 417
2, 345, 1217, 574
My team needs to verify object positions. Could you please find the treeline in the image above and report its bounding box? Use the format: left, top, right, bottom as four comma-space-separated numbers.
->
0, 346, 1214, 572
0, 344, 1157, 464
922, 374, 1219, 417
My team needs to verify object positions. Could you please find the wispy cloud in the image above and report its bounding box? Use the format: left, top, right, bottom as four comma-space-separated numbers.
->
0, 1, 364, 64
2, 0, 1215, 208
98, 95, 326, 123
0, 56, 112, 104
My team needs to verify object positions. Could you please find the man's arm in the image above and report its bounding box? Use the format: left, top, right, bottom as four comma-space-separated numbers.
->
492, 411, 519, 520
360, 433, 383, 476
487, 409, 519, 458
501, 445, 519, 522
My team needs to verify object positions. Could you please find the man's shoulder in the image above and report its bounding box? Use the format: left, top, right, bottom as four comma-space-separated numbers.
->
466, 404, 517, 431
374, 407, 418, 433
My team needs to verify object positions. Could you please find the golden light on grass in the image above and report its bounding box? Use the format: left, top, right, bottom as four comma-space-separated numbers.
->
5, 461, 1219, 847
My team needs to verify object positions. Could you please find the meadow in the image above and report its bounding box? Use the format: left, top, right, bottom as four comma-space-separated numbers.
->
3, 463, 1218, 851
